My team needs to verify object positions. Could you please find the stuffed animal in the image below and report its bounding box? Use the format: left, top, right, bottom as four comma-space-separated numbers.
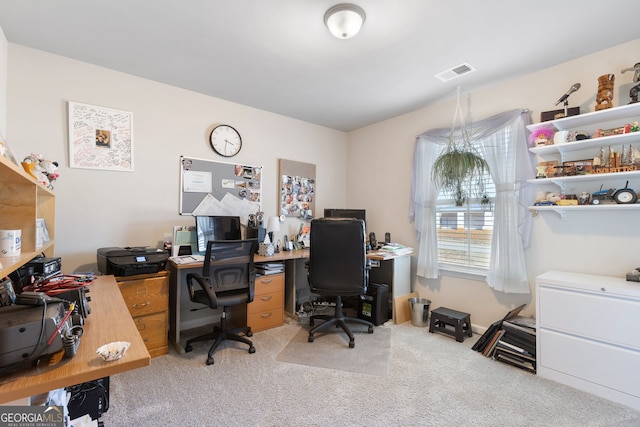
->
22, 153, 59, 189
546, 192, 561, 203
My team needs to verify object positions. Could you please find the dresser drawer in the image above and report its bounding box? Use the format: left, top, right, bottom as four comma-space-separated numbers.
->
248, 290, 283, 315
539, 329, 640, 398
255, 274, 284, 295
119, 276, 169, 317
134, 311, 168, 351
539, 285, 640, 350
248, 307, 284, 332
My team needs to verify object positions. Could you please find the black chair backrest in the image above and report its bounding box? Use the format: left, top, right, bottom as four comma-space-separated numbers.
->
203, 239, 258, 293
308, 218, 367, 296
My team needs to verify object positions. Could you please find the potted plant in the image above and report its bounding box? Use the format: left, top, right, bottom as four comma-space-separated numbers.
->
432, 126, 489, 206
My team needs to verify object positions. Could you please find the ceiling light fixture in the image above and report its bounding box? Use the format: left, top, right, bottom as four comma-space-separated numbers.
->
324, 3, 366, 39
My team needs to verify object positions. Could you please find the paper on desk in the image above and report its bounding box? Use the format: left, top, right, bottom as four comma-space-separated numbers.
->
170, 255, 204, 265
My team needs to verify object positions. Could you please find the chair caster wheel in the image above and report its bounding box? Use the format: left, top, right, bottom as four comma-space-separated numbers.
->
349, 340, 355, 349
249, 346, 256, 354
308, 335, 314, 343
206, 358, 215, 365
185, 345, 192, 352
368, 326, 374, 333
246, 331, 253, 337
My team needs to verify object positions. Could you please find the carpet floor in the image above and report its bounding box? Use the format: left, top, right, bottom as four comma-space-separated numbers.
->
100, 320, 640, 426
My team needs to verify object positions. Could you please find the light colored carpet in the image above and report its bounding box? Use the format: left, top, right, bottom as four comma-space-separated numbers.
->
101, 320, 640, 427
276, 324, 390, 376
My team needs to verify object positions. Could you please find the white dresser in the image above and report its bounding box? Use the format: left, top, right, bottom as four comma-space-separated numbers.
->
536, 271, 640, 411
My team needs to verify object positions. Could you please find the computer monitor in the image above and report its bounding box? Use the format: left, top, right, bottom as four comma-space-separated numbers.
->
195, 216, 241, 253
323, 208, 366, 229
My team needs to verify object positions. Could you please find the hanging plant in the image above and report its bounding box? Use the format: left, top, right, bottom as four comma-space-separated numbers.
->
432, 89, 489, 206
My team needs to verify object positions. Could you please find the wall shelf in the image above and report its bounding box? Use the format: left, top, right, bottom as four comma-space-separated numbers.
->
529, 203, 640, 219
528, 102, 640, 133
0, 154, 55, 277
528, 103, 640, 217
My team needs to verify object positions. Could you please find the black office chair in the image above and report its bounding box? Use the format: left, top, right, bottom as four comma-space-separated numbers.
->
306, 218, 374, 348
184, 239, 258, 365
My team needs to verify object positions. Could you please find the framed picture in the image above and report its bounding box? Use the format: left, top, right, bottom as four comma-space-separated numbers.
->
68, 101, 133, 171
540, 107, 580, 122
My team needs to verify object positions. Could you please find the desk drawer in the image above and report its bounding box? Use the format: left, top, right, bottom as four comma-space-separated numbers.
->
255, 274, 284, 295
249, 290, 283, 315
119, 277, 169, 317
134, 311, 168, 356
248, 307, 283, 332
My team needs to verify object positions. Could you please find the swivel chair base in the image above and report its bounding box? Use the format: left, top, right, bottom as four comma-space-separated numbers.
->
185, 310, 256, 365
308, 296, 374, 348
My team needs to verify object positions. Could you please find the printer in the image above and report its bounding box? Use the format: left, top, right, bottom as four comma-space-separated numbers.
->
97, 247, 168, 276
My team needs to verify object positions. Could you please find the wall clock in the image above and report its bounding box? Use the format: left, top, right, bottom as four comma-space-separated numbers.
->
209, 124, 242, 157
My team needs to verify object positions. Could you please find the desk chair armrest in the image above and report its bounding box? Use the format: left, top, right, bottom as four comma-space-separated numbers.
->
186, 273, 219, 308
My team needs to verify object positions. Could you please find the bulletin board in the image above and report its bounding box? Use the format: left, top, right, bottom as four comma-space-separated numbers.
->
179, 156, 262, 217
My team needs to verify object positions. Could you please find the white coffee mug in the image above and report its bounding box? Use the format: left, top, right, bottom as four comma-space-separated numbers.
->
0, 229, 21, 257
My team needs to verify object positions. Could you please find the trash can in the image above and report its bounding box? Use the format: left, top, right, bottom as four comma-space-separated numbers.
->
408, 297, 431, 327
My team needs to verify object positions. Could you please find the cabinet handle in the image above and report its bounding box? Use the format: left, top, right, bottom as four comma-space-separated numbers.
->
260, 296, 273, 302
260, 313, 273, 319
132, 301, 151, 308
260, 279, 273, 284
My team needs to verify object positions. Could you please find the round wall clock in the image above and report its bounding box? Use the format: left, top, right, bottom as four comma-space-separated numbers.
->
209, 124, 242, 157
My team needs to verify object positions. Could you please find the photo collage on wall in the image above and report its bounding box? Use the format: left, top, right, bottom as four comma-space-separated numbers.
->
281, 174, 315, 219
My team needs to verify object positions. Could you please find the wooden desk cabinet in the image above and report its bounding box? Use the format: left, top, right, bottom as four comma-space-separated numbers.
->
116, 271, 169, 357
233, 273, 284, 333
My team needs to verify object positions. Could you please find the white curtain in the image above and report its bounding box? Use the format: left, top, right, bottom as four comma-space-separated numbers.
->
409, 109, 535, 294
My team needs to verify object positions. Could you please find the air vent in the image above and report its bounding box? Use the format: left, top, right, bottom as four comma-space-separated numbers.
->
435, 62, 476, 82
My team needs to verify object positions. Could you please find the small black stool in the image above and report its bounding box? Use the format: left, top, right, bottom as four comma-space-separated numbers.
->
429, 307, 472, 342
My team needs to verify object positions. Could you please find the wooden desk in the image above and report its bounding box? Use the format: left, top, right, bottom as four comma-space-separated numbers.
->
168, 249, 309, 353
0, 275, 151, 404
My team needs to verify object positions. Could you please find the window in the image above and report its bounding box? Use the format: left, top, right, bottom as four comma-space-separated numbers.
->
411, 109, 532, 293
435, 164, 495, 272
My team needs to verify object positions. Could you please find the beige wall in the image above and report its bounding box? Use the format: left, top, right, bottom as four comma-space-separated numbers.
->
0, 26, 6, 139
349, 38, 640, 326
6, 44, 348, 273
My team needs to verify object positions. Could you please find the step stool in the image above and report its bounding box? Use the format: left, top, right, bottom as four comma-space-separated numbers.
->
428, 307, 472, 342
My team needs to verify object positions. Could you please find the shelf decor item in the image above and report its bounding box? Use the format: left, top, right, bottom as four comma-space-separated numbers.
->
528, 125, 555, 147
432, 88, 489, 206
595, 74, 615, 111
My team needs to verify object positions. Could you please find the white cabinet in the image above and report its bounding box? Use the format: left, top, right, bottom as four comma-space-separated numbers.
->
528, 103, 640, 217
536, 271, 640, 411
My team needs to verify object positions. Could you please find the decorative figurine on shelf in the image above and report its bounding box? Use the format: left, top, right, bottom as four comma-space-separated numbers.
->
528, 126, 555, 147
22, 153, 59, 190
621, 62, 640, 104
595, 74, 615, 111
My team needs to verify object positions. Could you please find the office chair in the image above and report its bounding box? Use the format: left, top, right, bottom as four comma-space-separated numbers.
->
306, 218, 374, 348
184, 239, 258, 365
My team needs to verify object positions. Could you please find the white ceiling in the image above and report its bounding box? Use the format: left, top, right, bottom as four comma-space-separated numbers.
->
1, 1, 640, 131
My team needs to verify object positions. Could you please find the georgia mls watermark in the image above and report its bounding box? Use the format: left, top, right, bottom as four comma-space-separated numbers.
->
0, 406, 64, 427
